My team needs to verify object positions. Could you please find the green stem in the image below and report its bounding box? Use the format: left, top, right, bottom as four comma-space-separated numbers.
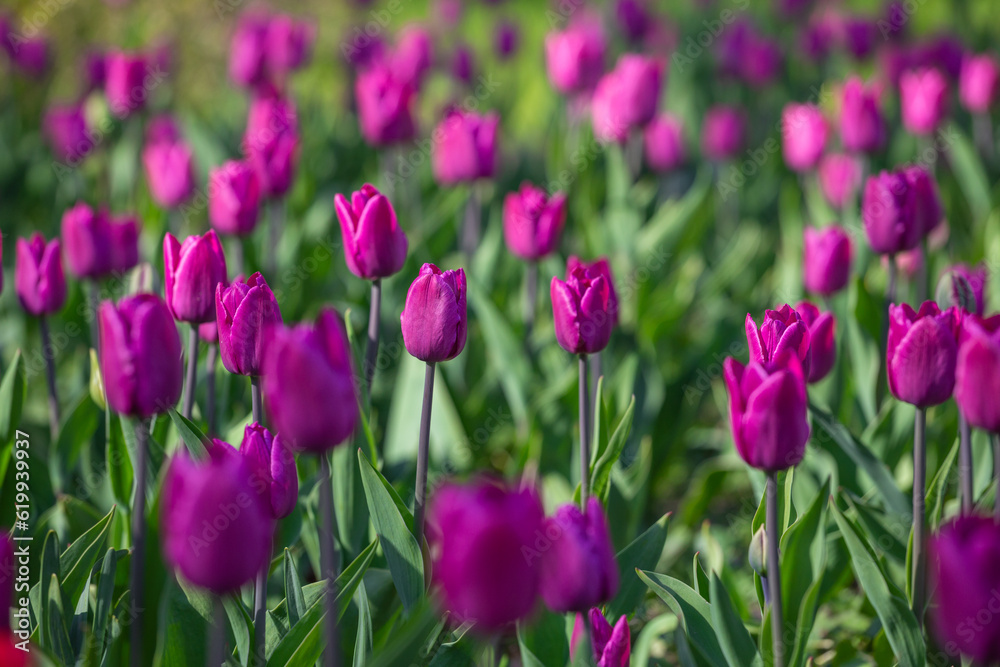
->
766, 471, 784, 667
911, 408, 927, 627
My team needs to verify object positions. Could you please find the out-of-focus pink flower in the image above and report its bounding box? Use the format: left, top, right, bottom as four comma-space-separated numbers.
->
900, 67, 949, 135
43, 105, 93, 164
545, 19, 606, 94
818, 153, 862, 210
960, 53, 1000, 113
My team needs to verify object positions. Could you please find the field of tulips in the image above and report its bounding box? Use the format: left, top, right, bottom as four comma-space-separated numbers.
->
4, 0, 1000, 665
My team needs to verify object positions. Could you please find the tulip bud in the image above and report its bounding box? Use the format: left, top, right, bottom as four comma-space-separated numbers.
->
748, 526, 767, 576
818, 153, 861, 210
262, 309, 359, 453
146, 114, 181, 145
887, 302, 961, 408
431, 111, 499, 185
551, 257, 617, 355
43, 105, 93, 164
334, 184, 409, 279
266, 14, 314, 74
108, 213, 140, 275
701, 106, 745, 162
392, 25, 433, 89
643, 113, 686, 172
960, 54, 1000, 113
89, 349, 107, 410
105, 51, 149, 118
723, 353, 810, 471
544, 21, 606, 94
99, 294, 183, 418
944, 263, 987, 315
164, 230, 228, 324
571, 609, 631, 667
781, 103, 827, 172
745, 305, 812, 378
840, 77, 885, 153
427, 478, 545, 630
591, 73, 630, 145
502, 184, 566, 261
900, 67, 949, 136
208, 160, 262, 236
495, 21, 519, 60
143, 139, 195, 209
450, 44, 474, 85
539, 498, 619, 613
161, 443, 273, 594
955, 316, 1000, 433
229, 11, 270, 88
862, 171, 921, 255
613, 54, 663, 128
401, 263, 467, 363
239, 422, 298, 519
935, 271, 977, 315
61, 203, 112, 279
902, 165, 942, 236
796, 301, 836, 384
4, 30, 50, 77
355, 64, 417, 147
244, 95, 299, 198
16, 234, 66, 317
803, 226, 853, 296
216, 272, 283, 377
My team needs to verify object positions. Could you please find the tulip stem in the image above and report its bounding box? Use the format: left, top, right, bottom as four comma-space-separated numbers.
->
251, 375, 263, 426
911, 408, 927, 627
318, 454, 341, 667
765, 471, 784, 667
364, 279, 382, 396
39, 317, 60, 440
993, 433, 1000, 523
414, 362, 436, 545
89, 280, 101, 359
252, 566, 267, 667
959, 415, 974, 515
182, 327, 199, 420
130, 420, 148, 667
206, 344, 217, 436
579, 354, 591, 504
523, 262, 537, 343
207, 595, 226, 667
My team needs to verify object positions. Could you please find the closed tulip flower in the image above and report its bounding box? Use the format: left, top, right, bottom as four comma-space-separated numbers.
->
450, 44, 474, 86
552, 258, 617, 355
803, 226, 853, 296
960, 54, 1000, 113
887, 301, 961, 408
355, 64, 416, 147
392, 25, 433, 89
544, 21, 606, 94
239, 422, 298, 519
796, 301, 836, 383
105, 51, 148, 118
431, 111, 499, 185
262, 309, 359, 453
16, 234, 66, 316
244, 95, 299, 198
723, 352, 810, 471
4, 32, 50, 77
903, 165, 942, 235
99, 294, 183, 417
572, 609, 631, 667
539, 498, 619, 613
591, 73, 630, 145
643, 113, 686, 172
502, 183, 566, 261
161, 443, 273, 593
862, 171, 920, 255
401, 264, 467, 363
947, 263, 987, 315
43, 105, 92, 163
427, 479, 545, 630
146, 114, 181, 145
209, 160, 262, 236
818, 153, 861, 210
164, 230, 228, 324
108, 213, 140, 275
702, 106, 745, 161
900, 67, 949, 135
746, 304, 812, 378
840, 77, 885, 153
266, 14, 314, 73
929, 516, 1000, 664
61, 202, 112, 279
781, 103, 827, 172
143, 139, 195, 208
334, 184, 409, 280
495, 21, 519, 60
216, 272, 283, 377
229, 11, 270, 88
955, 316, 1000, 432
609, 54, 663, 129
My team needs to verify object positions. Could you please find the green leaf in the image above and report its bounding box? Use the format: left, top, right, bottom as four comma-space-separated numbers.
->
692, 554, 710, 600
58, 506, 115, 610
168, 409, 210, 460
283, 549, 306, 628
638, 570, 727, 666
93, 549, 118, 650
366, 599, 439, 667
35, 531, 61, 645
352, 582, 372, 667
709, 573, 763, 667
605, 513, 669, 619
946, 123, 992, 222
0, 350, 25, 446
516, 611, 569, 667
155, 579, 209, 667
928, 437, 960, 530
358, 450, 424, 613
780, 480, 829, 667
107, 413, 134, 506
54, 395, 101, 474
591, 395, 635, 502
46, 574, 74, 664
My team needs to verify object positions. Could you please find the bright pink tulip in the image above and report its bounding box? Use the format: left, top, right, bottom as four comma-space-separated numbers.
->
334, 184, 408, 280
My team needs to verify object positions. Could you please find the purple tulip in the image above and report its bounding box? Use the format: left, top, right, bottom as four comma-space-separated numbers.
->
105, 51, 149, 118
840, 77, 885, 153
495, 21, 519, 60
544, 20, 606, 94
887, 301, 961, 408
431, 110, 499, 185
900, 67, 949, 135
61, 202, 112, 279
199, 320, 219, 344
551, 257, 617, 355
781, 103, 827, 172
109, 213, 140, 275
796, 301, 836, 384
947, 263, 988, 316
960, 54, 1000, 113
161, 442, 273, 593
427, 478, 545, 630
99, 294, 183, 418
334, 184, 409, 280
209, 160, 262, 236
262, 309, 359, 453
614, 0, 651, 42
229, 11, 270, 88
341, 29, 386, 70
2, 25, 50, 77
617, 54, 664, 127
745, 304, 812, 378
803, 226, 853, 296
818, 153, 861, 210
401, 263, 467, 363
238, 422, 298, 519
43, 105, 92, 164
146, 114, 181, 145
799, 19, 835, 63
955, 316, 1000, 432
572, 609, 631, 667
143, 139, 195, 209
164, 230, 228, 324
643, 113, 686, 172
16, 234, 65, 317
862, 171, 921, 255
83, 50, 106, 93
929, 516, 1000, 664
244, 95, 299, 198
391, 25, 433, 89
842, 17, 877, 60
741, 35, 783, 89
902, 165, 942, 235
539, 498, 619, 613
355, 63, 416, 147
502, 183, 566, 261
591, 74, 630, 145
266, 14, 314, 74
450, 44, 474, 85
216, 272, 283, 377
701, 106, 745, 162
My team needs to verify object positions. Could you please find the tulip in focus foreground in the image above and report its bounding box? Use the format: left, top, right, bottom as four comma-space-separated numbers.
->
551, 257, 617, 356
572, 609, 631, 667
164, 230, 229, 324
745, 304, 812, 379
886, 301, 960, 408
216, 272, 283, 377
955, 315, 1000, 433
795, 301, 836, 384
334, 184, 409, 280
401, 264, 468, 364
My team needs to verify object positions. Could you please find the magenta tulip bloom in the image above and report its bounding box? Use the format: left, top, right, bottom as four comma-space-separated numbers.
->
615, 0, 650, 42
591, 73, 630, 145
105, 51, 149, 118
900, 67, 949, 135
538, 498, 619, 613
99, 294, 183, 418
723, 353, 810, 471
741, 36, 783, 89
401, 264, 467, 363
552, 257, 617, 355
239, 422, 298, 519
887, 301, 961, 408
450, 44, 474, 85
392, 25, 433, 89
495, 21, 519, 60
960, 54, 1000, 113
431, 111, 499, 185
745, 304, 812, 378
862, 171, 921, 255
109, 213, 140, 275
244, 95, 299, 198
43, 105, 92, 164
643, 113, 686, 172
781, 103, 827, 172
3, 32, 50, 77
572, 610, 631, 667
948, 263, 987, 315
903, 165, 942, 235
803, 226, 853, 296
229, 11, 270, 88
334, 184, 408, 280
427, 479, 545, 631
216, 272, 282, 377
161, 443, 273, 594
702, 106, 745, 161
164, 230, 228, 324
929, 516, 1000, 664
15, 234, 65, 316
818, 153, 861, 210
143, 139, 195, 209
610, 54, 663, 128
796, 301, 836, 383
502, 183, 566, 261
61, 203, 112, 279
265, 14, 314, 73
146, 114, 181, 145
840, 77, 885, 153
544, 21, 606, 94
955, 316, 1000, 432
355, 63, 416, 147
262, 309, 359, 453
209, 160, 262, 236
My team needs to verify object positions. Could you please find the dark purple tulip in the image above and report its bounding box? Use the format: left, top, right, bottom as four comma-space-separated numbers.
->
840, 77, 885, 154
960, 54, 1000, 113
341, 29, 386, 70
230, 11, 270, 88
61, 202, 112, 279
334, 184, 408, 280
614, 0, 651, 43
643, 113, 686, 172
572, 609, 631, 667
796, 301, 836, 383
929, 516, 1000, 664
209, 160, 262, 236
401, 263, 467, 363
842, 18, 876, 60
99, 294, 183, 418
392, 25, 433, 88
745, 304, 812, 378
143, 139, 195, 209
216, 272, 282, 377
16, 234, 65, 316
781, 103, 827, 172
355, 63, 416, 147
83, 50, 106, 93
902, 165, 942, 236
544, 20, 606, 94
947, 263, 987, 316
741, 35, 782, 88
266, 14, 314, 74
164, 230, 228, 324
43, 105, 92, 164
431, 110, 499, 185
495, 21, 519, 60
900, 67, 949, 135
502, 183, 566, 261
262, 309, 359, 453
427, 478, 544, 631
146, 114, 181, 145
701, 106, 745, 162
105, 51, 149, 118
3, 31, 50, 77
955, 316, 1000, 432
539, 498, 619, 613
551, 257, 616, 355
244, 95, 299, 198
161, 443, 273, 594
450, 44, 474, 85
108, 213, 140, 275
799, 19, 835, 63
803, 226, 853, 296
887, 301, 961, 408
239, 422, 298, 519
818, 153, 861, 210
862, 171, 920, 255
